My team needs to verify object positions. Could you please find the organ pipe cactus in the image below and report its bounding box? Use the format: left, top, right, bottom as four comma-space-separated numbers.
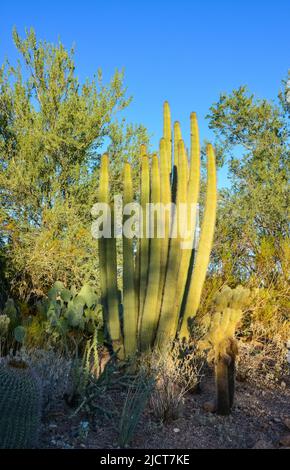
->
94, 102, 217, 358
97, 155, 122, 355
155, 139, 188, 347
155, 138, 171, 343
172, 113, 200, 336
123, 163, 138, 356
137, 148, 150, 334
173, 121, 182, 169
179, 143, 217, 339
139, 154, 161, 350
163, 101, 172, 173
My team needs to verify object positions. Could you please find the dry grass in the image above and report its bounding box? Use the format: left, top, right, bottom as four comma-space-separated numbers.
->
237, 323, 289, 388
13, 347, 72, 408
140, 342, 206, 423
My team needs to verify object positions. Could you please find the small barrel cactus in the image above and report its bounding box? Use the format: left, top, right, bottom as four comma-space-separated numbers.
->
0, 359, 42, 448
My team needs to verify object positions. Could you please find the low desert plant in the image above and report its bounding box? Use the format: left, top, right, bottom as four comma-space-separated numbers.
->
13, 281, 103, 356
237, 323, 289, 387
14, 348, 72, 409
66, 330, 100, 405
242, 285, 290, 341
145, 342, 205, 423
118, 372, 154, 448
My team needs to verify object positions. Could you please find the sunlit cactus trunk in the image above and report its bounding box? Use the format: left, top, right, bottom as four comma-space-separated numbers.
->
123, 163, 138, 357
155, 139, 188, 347
137, 147, 150, 347
171, 112, 200, 334
163, 101, 172, 173
155, 138, 171, 335
98, 154, 122, 356
173, 121, 182, 169
98, 155, 109, 336
139, 154, 161, 351
98, 154, 110, 336
106, 206, 122, 355
179, 144, 217, 339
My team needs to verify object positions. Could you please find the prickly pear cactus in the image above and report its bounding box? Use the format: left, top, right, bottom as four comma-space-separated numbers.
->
0, 359, 42, 448
44, 281, 101, 332
199, 285, 250, 415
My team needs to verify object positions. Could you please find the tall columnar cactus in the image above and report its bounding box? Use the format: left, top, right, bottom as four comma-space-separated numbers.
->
94, 102, 217, 358
155, 139, 188, 346
137, 148, 150, 333
98, 155, 122, 355
173, 121, 182, 169
199, 285, 250, 415
172, 112, 200, 334
123, 163, 138, 356
0, 360, 42, 448
98, 154, 109, 333
179, 143, 217, 339
139, 154, 161, 351
163, 101, 172, 173
155, 138, 171, 335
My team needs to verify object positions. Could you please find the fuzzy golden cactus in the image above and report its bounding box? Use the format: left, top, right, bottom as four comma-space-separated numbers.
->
199, 285, 250, 415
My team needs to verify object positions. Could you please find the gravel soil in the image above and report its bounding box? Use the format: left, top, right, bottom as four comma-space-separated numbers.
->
40, 374, 290, 450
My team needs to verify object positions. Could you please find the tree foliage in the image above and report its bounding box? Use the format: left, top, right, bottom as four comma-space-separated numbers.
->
0, 29, 149, 299
207, 84, 289, 289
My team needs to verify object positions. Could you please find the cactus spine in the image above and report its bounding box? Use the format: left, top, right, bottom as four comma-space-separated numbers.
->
95, 102, 217, 358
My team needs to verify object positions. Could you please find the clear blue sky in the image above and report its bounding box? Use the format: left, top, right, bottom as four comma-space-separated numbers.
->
1, 0, 289, 187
